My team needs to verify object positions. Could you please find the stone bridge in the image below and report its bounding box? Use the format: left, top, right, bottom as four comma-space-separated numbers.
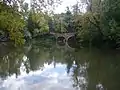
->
50, 32, 75, 41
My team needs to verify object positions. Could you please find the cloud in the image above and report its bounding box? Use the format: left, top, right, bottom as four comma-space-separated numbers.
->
25, 0, 86, 13
0, 63, 74, 90
54, 0, 77, 13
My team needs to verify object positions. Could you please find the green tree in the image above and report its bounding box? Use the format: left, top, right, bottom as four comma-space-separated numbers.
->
27, 12, 49, 37
0, 3, 25, 45
74, 0, 120, 48
64, 7, 74, 32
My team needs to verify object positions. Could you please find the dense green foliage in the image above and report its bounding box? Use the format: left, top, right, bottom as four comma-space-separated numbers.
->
73, 0, 120, 48
0, 3, 25, 45
50, 7, 74, 33
48, 0, 120, 48
27, 12, 49, 37
0, 0, 61, 45
53, 13, 67, 33
0, 0, 120, 49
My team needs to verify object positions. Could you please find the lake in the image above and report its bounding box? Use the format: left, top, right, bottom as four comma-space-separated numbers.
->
0, 38, 120, 90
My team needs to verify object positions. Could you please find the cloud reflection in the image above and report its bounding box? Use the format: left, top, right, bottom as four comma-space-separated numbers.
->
0, 62, 75, 90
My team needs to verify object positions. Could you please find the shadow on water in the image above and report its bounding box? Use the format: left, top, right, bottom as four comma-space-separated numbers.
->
56, 36, 77, 49
0, 38, 120, 90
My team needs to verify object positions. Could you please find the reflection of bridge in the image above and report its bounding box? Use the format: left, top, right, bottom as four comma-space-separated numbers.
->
50, 32, 75, 41
56, 42, 75, 51
50, 32, 76, 50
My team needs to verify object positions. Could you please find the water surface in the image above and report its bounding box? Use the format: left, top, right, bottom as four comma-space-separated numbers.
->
0, 38, 120, 90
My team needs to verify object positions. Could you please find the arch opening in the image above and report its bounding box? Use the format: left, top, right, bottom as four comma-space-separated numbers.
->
67, 36, 77, 48
57, 37, 66, 46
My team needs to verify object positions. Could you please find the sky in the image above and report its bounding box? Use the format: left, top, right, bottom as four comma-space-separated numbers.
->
25, 0, 86, 13
1, 62, 75, 90
54, 0, 87, 13
54, 0, 78, 13
0, 56, 87, 90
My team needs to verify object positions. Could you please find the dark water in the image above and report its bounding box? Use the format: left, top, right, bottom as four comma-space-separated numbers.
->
0, 38, 120, 90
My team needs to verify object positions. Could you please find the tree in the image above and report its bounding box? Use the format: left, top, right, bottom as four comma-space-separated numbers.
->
72, 2, 81, 16
64, 7, 74, 32
73, 0, 120, 48
0, 2, 25, 45
27, 12, 49, 37
30, 0, 62, 13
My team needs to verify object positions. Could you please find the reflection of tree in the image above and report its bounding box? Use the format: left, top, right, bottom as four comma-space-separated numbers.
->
26, 46, 45, 71
72, 63, 88, 90
24, 37, 75, 71
65, 50, 88, 90
86, 49, 120, 90
1, 39, 120, 90
26, 38, 68, 70
65, 48, 120, 90
0, 49, 24, 78
65, 51, 75, 73
0, 43, 31, 78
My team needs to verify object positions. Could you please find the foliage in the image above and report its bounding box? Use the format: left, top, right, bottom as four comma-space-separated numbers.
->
0, 0, 62, 46
31, 0, 62, 13
73, 0, 120, 48
27, 12, 49, 37
1, 0, 120, 49
0, 3, 25, 45
52, 7, 74, 33
53, 14, 67, 33
63, 7, 74, 32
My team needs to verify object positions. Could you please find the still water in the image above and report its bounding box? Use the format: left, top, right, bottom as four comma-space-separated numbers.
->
0, 38, 120, 90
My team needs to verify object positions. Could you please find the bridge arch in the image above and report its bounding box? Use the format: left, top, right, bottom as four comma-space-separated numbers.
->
50, 32, 76, 49
50, 32, 75, 42
57, 37, 66, 43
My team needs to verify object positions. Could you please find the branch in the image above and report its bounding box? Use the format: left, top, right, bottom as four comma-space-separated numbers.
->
87, 17, 98, 28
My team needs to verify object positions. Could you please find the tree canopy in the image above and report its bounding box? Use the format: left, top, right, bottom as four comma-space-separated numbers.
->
0, 0, 120, 49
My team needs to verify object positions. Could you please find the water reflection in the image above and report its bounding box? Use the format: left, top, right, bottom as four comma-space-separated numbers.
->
1, 63, 74, 90
0, 38, 120, 90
